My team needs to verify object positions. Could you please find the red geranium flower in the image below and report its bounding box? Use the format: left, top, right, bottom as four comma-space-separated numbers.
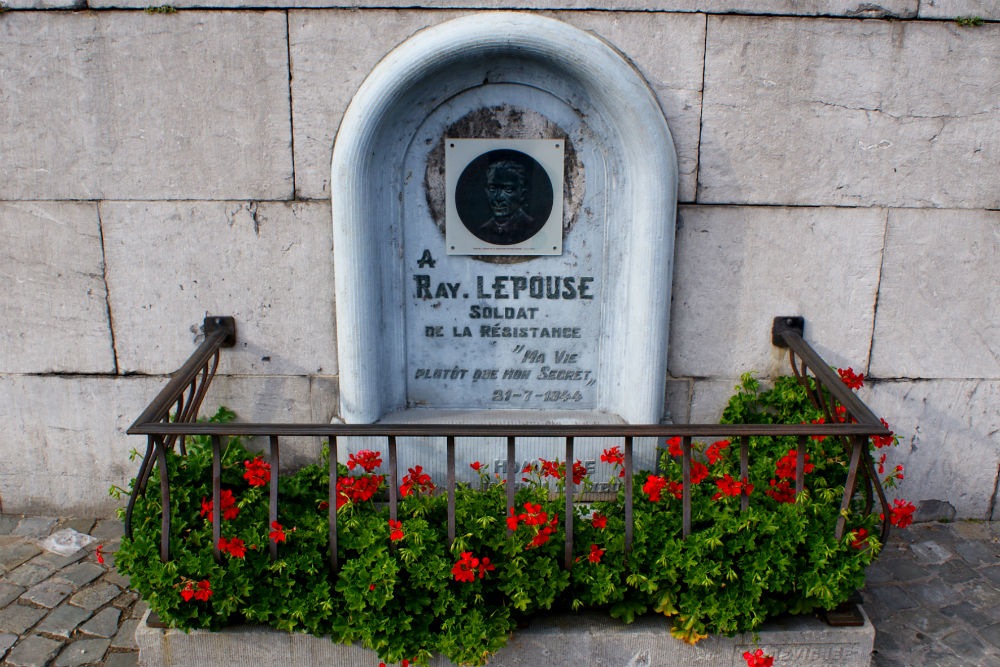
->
600, 446, 625, 474
712, 473, 753, 500
643, 475, 667, 502
388, 519, 404, 541
451, 552, 478, 582
851, 528, 869, 549
743, 648, 774, 667
588, 544, 604, 564
591, 514, 607, 529
400, 466, 434, 497
201, 489, 240, 521
180, 581, 195, 602
809, 417, 827, 441
690, 461, 710, 485
269, 521, 286, 543
705, 440, 730, 464
838, 367, 865, 390
218, 536, 246, 558
470, 461, 483, 472
347, 449, 382, 473
666, 437, 682, 457
95, 545, 104, 565
872, 418, 895, 448
193, 580, 212, 601
243, 457, 271, 486
889, 499, 916, 529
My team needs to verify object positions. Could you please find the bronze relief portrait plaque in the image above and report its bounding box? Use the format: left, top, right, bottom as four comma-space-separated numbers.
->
446, 139, 564, 256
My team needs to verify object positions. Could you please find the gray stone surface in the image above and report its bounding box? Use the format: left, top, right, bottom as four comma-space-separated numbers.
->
669, 205, 884, 377
920, 0, 1000, 20
56, 519, 96, 536
0, 543, 41, 571
0, 202, 113, 374
11, 518, 57, 539
0, 516, 21, 535
0, 376, 162, 516
80, 608, 121, 639
89, 521, 124, 541
699, 17, 1000, 208
136, 608, 875, 666
0, 632, 16, 657
5, 634, 62, 667
22, 578, 74, 609
102, 201, 336, 377
70, 583, 121, 612
289, 10, 705, 202
0, 583, 25, 608
870, 208, 1000, 378
0, 604, 47, 635
915, 500, 957, 523
104, 651, 140, 667
111, 620, 140, 651
35, 604, 93, 639
54, 638, 110, 667
0, 12, 292, 200
83, 0, 918, 15
863, 380, 1000, 519
33, 550, 88, 573
5, 564, 52, 588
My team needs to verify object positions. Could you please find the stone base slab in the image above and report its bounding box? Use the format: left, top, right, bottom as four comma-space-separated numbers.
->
137, 607, 873, 667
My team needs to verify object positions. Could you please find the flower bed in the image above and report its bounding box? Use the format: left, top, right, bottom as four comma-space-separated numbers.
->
116, 372, 912, 667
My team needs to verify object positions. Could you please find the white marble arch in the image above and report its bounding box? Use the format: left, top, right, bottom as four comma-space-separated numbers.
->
331, 12, 677, 425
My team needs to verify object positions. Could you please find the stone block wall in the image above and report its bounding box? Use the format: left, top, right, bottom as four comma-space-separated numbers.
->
1, 2, 997, 519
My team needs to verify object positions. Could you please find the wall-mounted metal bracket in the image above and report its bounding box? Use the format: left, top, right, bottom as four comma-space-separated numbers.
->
204, 316, 237, 348
772, 316, 805, 347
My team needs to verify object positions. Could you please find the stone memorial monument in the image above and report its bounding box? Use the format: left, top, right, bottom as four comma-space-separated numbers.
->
331, 13, 678, 479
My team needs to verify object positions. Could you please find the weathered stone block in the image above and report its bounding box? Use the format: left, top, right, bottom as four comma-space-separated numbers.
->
102, 201, 336, 376
0, 13, 291, 200
870, 209, 1000, 379
5, 634, 62, 667
289, 10, 705, 201
699, 16, 1000, 208
69, 582, 121, 611
669, 205, 884, 378
0, 375, 162, 516
54, 638, 110, 667
82, 0, 917, 17
36, 605, 93, 639
862, 380, 1000, 519
0, 203, 113, 374
920, 0, 1000, 20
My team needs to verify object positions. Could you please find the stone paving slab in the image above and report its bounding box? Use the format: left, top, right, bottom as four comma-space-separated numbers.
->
0, 604, 47, 635
69, 582, 121, 611
22, 577, 74, 608
5, 634, 62, 667
5, 564, 53, 588
0, 543, 42, 571
11, 518, 57, 539
81, 607, 122, 639
0, 632, 17, 658
54, 637, 111, 667
0, 582, 27, 608
59, 562, 105, 588
35, 604, 93, 639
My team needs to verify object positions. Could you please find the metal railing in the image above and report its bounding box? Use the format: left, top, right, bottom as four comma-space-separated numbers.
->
125, 315, 893, 572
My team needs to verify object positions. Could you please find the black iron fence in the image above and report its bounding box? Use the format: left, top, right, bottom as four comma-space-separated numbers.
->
125, 316, 892, 573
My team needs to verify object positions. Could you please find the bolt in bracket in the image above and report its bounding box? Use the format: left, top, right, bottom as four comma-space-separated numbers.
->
204, 316, 237, 348
772, 316, 805, 347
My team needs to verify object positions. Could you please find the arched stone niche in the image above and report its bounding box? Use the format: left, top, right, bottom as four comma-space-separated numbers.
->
331, 13, 677, 429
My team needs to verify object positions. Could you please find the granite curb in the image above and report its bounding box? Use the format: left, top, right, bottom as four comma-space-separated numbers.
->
0, 515, 997, 666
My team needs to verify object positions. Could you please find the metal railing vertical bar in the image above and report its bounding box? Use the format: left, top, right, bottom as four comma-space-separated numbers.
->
328, 436, 338, 572
863, 448, 893, 542
506, 436, 515, 536
624, 436, 633, 557
564, 436, 574, 570
125, 435, 156, 538
836, 437, 864, 540
388, 436, 398, 523
795, 435, 807, 499
739, 436, 750, 513
447, 436, 456, 548
682, 436, 692, 538
269, 435, 280, 561
211, 435, 222, 564
156, 439, 171, 562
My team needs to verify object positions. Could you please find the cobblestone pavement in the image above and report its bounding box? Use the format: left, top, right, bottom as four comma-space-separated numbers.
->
0, 514, 997, 666
863, 520, 1000, 667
